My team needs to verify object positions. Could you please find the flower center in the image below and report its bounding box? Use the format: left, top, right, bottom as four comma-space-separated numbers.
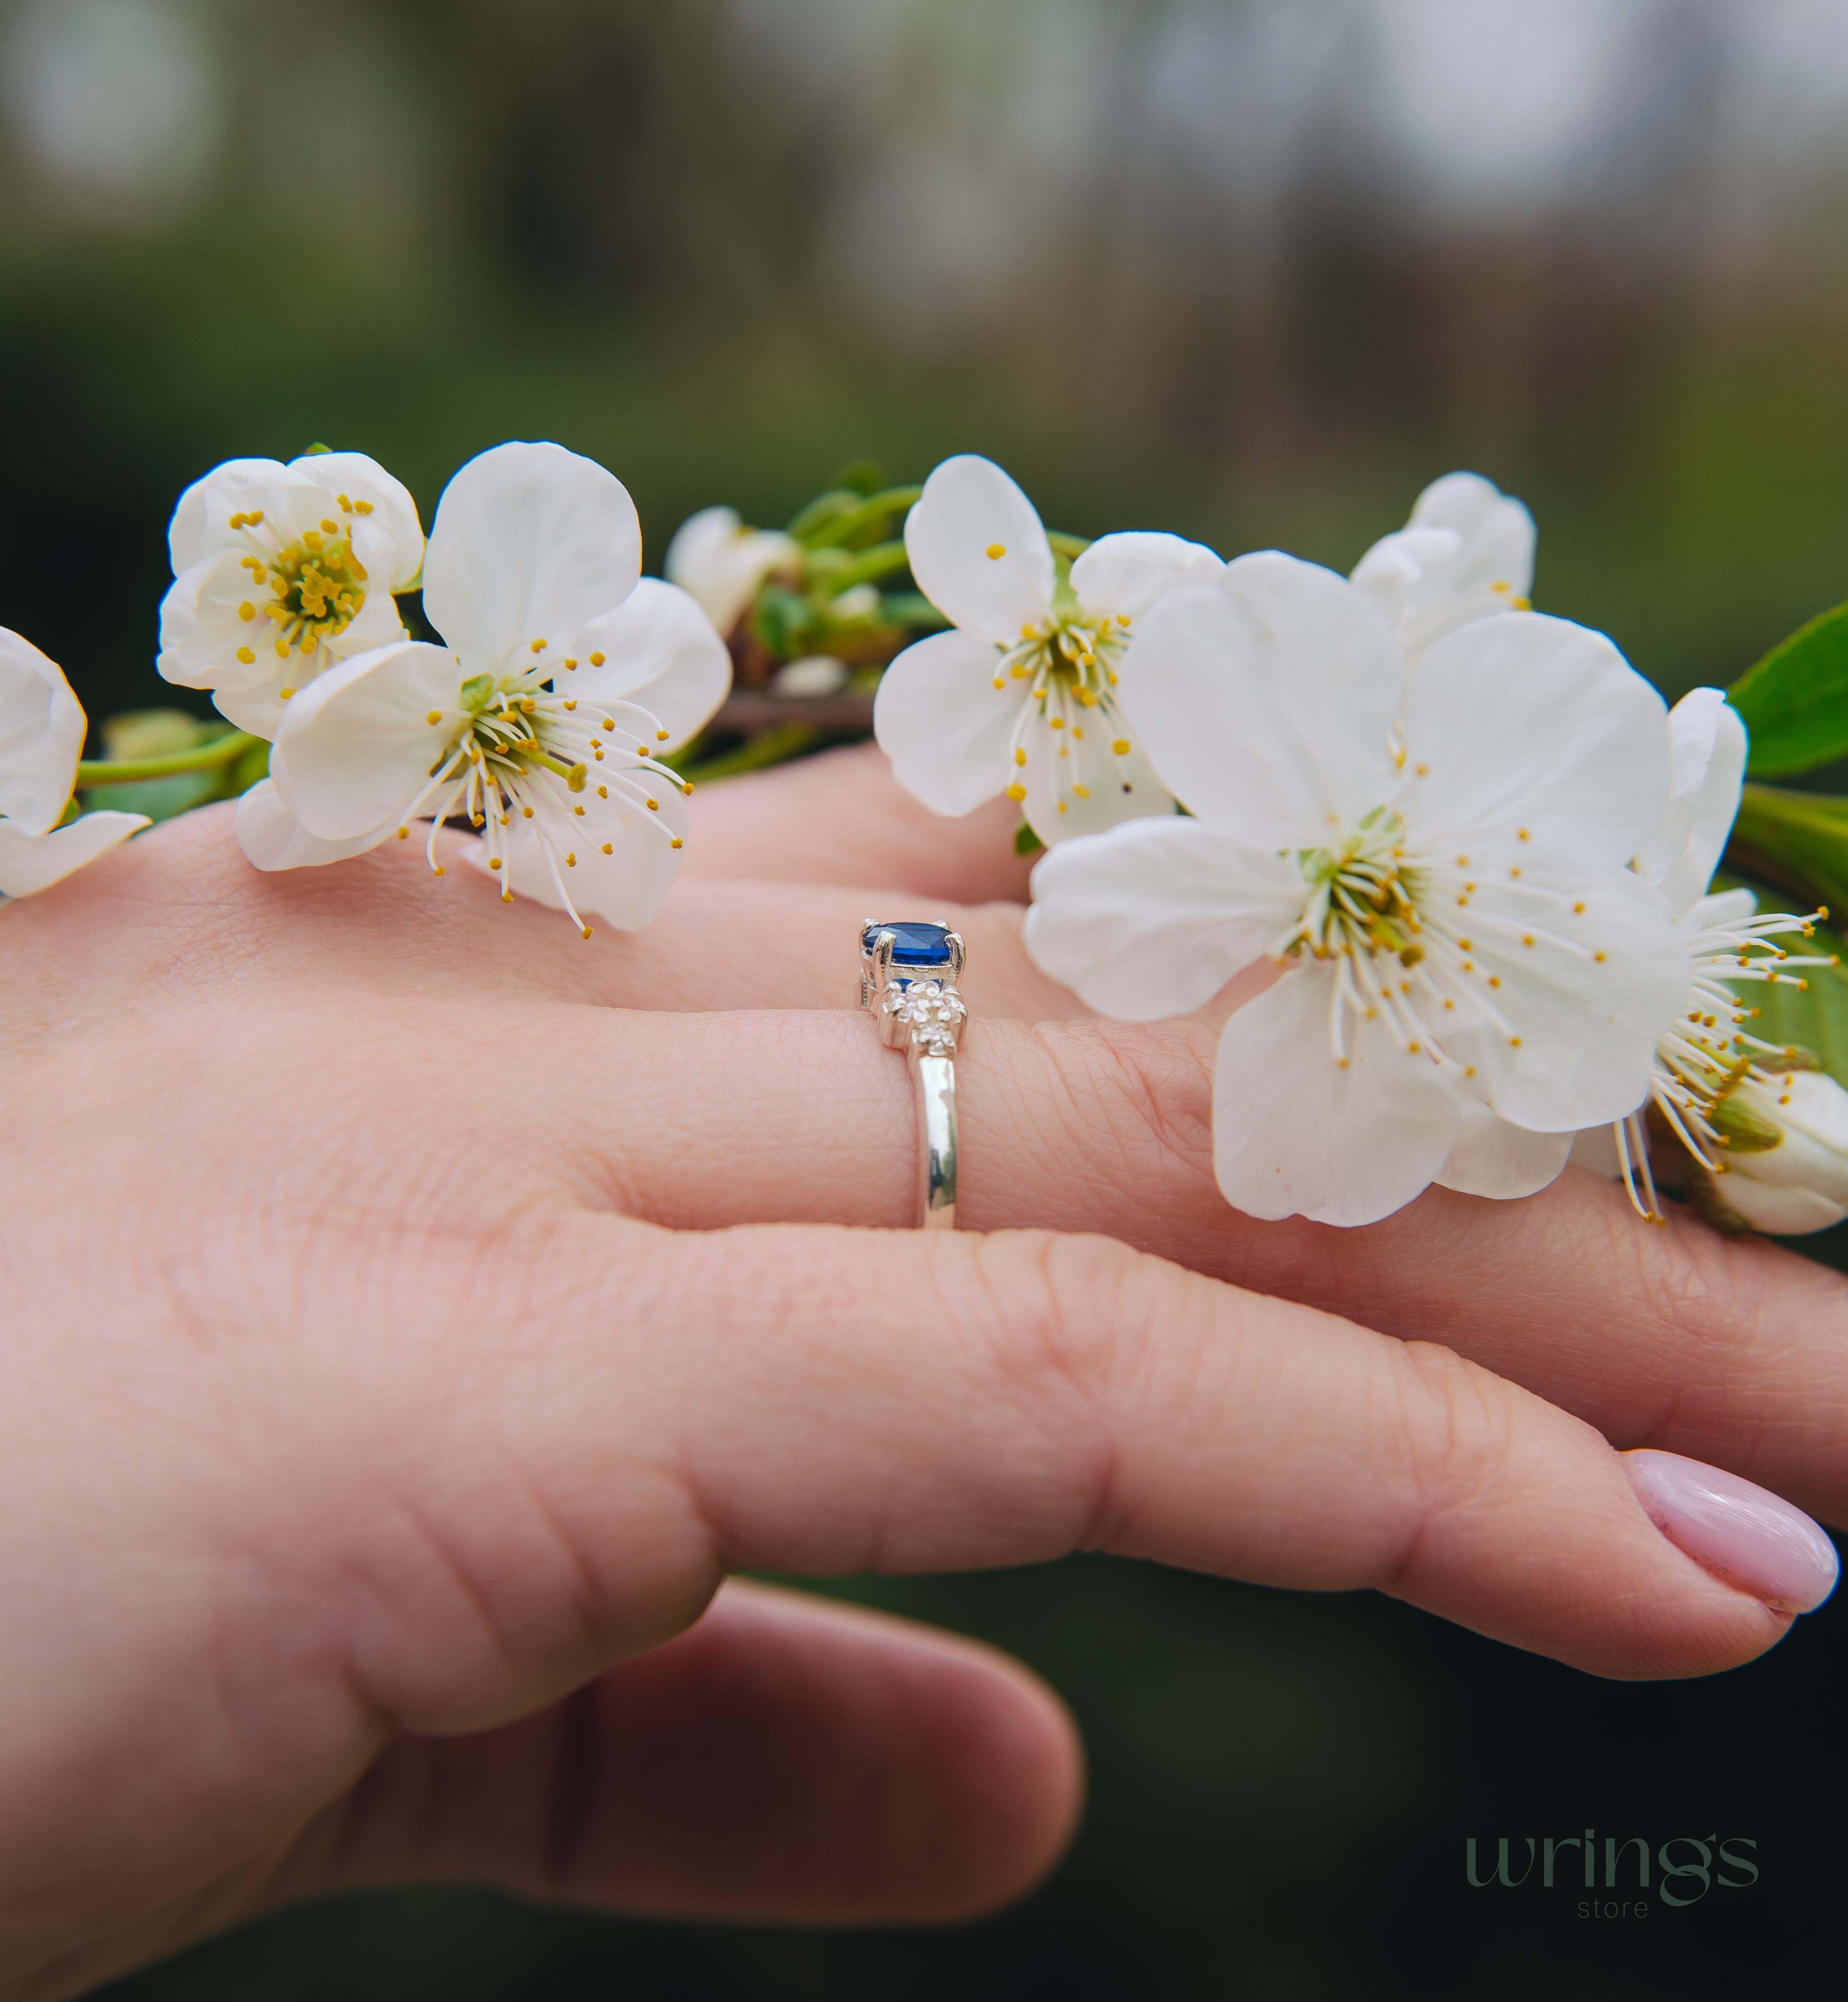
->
1291, 809, 1429, 966
232, 495, 375, 662
996, 604, 1143, 816
387, 651, 688, 939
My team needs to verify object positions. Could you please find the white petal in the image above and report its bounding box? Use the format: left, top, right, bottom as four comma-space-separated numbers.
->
1401, 613, 1669, 867
1689, 885, 1758, 932
1118, 553, 1403, 845
1212, 966, 1467, 1226
903, 456, 1054, 645
664, 506, 799, 633
1435, 1106, 1572, 1199
157, 549, 293, 694
566, 579, 732, 751
479, 775, 687, 931
270, 642, 461, 839
1351, 471, 1535, 661
1715, 1178, 1847, 1235
0, 627, 85, 835
873, 627, 1018, 817
166, 457, 289, 573
421, 442, 642, 675
1447, 861, 1689, 1132
1025, 817, 1299, 1019
1068, 531, 1222, 623
1633, 689, 1745, 916
234, 779, 393, 870
1020, 712, 1176, 846
289, 451, 425, 589
0, 810, 146, 897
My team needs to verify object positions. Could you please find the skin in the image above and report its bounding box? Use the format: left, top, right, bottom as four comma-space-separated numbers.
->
1, 740, 1844, 1997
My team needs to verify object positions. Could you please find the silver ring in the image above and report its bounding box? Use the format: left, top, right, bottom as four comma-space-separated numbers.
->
860, 920, 968, 1229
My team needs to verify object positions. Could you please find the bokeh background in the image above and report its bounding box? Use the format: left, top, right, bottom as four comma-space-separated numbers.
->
4, 0, 1848, 1995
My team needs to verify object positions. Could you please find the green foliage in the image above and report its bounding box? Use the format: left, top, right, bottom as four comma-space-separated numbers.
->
1014, 820, 1044, 856
1715, 839, 1848, 1085
84, 711, 230, 822
1727, 601, 1848, 774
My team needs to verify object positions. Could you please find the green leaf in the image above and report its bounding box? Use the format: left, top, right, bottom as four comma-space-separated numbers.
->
1014, 821, 1044, 857
1725, 784, 1848, 917
1727, 601, 1848, 775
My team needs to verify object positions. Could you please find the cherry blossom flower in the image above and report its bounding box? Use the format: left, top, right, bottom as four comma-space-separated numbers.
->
665, 504, 800, 636
873, 455, 1220, 846
1351, 471, 1535, 663
0, 627, 146, 897
1023, 553, 1687, 1227
1571, 689, 1847, 1232
157, 450, 425, 737
241, 442, 729, 937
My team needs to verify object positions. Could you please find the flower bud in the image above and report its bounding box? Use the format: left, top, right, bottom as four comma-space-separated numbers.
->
1698, 1064, 1848, 1234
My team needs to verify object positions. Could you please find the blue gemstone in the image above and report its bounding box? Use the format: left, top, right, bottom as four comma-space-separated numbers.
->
863, 920, 953, 966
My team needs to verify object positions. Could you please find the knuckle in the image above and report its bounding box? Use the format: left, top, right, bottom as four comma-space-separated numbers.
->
1030, 1018, 1215, 1191
963, 1228, 1196, 1550
1382, 1339, 1527, 1581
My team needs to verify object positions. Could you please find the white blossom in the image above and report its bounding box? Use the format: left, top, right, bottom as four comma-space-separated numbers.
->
873, 455, 1220, 847
242, 442, 729, 937
1023, 553, 1686, 1227
1351, 471, 1535, 663
1574, 688, 1847, 1232
665, 504, 800, 636
0, 626, 146, 897
157, 450, 425, 737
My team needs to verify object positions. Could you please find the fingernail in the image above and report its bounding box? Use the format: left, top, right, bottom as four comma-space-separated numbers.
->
1623, 1449, 1839, 1614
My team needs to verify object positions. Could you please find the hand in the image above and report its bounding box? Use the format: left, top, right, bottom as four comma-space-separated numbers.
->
0, 749, 1838, 1997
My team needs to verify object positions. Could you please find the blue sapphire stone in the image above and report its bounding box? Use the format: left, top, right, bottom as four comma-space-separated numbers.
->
863, 920, 953, 967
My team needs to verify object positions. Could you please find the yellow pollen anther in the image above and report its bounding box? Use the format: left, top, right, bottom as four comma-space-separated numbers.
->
670, 836, 684, 849
1074, 784, 1091, 798
589, 651, 606, 666
657, 729, 669, 741
1112, 738, 1131, 755
1415, 762, 1429, 777
598, 784, 608, 798
573, 804, 585, 816
1488, 975, 1502, 988
1521, 934, 1535, 947
563, 699, 577, 711
489, 856, 502, 870
395, 827, 409, 839
522, 805, 533, 817
1006, 782, 1026, 801
1014, 747, 1028, 766
993, 678, 1006, 690
239, 602, 256, 621
236, 646, 255, 665
1509, 1036, 1523, 1047
986, 543, 1006, 559
646, 797, 659, 810
1518, 828, 1530, 842
278, 687, 295, 700
530, 638, 547, 653
1594, 950, 1607, 962
1049, 716, 1064, 730
426, 709, 442, 724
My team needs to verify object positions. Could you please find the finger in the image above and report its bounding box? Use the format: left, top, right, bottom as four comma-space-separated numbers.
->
551, 1009, 1848, 1534
62, 804, 1084, 1020
288, 1581, 1081, 1926
683, 740, 1037, 901
321, 1212, 1806, 1702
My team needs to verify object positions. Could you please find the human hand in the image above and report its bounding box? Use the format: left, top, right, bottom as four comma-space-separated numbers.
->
0, 753, 1838, 1996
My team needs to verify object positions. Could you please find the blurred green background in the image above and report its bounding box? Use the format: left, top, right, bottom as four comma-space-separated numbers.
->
4, 0, 1847, 1996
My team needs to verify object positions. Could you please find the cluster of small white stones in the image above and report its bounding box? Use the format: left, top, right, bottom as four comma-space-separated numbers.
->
883, 978, 968, 1056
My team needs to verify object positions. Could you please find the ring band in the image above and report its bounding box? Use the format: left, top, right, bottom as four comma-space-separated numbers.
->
860, 920, 969, 1229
